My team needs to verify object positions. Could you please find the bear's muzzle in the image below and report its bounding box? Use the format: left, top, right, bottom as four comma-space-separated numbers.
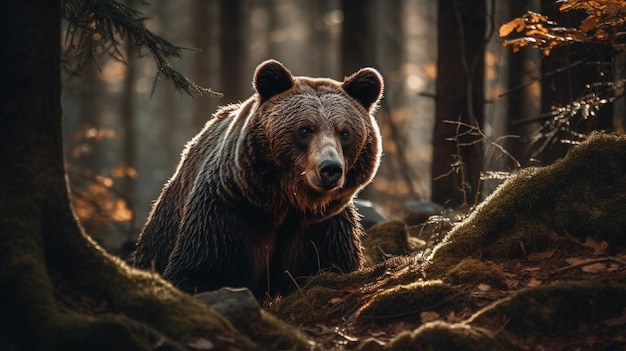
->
318, 159, 343, 188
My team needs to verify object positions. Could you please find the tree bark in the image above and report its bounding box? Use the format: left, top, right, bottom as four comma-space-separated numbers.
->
219, 0, 245, 104
341, 0, 374, 74
0, 1, 279, 349
431, 0, 486, 208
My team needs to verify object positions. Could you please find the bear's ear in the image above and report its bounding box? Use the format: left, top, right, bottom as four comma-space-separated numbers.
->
253, 60, 294, 101
342, 68, 384, 110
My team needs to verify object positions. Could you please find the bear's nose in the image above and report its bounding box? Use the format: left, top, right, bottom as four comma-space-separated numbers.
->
319, 160, 343, 187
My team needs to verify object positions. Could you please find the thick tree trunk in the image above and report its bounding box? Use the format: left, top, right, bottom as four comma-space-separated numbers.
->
431, 0, 486, 208
1, 2, 68, 347
0, 2, 296, 350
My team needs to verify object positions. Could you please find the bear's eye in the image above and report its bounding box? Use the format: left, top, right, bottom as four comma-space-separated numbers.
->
299, 127, 313, 137
339, 130, 350, 141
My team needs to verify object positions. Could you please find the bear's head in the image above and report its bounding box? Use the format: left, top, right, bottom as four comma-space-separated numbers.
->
242, 60, 383, 219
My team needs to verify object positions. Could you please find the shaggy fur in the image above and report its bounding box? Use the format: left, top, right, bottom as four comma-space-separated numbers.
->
134, 60, 384, 297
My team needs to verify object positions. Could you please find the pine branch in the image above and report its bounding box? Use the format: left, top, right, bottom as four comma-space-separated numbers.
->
61, 0, 222, 98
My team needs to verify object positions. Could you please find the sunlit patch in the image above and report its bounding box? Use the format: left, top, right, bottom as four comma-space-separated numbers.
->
406, 74, 423, 92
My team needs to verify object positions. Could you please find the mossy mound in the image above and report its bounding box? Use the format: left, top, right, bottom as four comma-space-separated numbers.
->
387, 321, 492, 351
355, 280, 457, 325
380, 280, 626, 351
426, 133, 626, 277
245, 311, 314, 350
50, 258, 315, 351
362, 220, 425, 265
468, 280, 626, 336
444, 258, 507, 289
269, 256, 425, 326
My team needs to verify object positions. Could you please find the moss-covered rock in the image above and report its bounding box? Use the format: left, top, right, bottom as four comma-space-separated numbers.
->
387, 321, 492, 351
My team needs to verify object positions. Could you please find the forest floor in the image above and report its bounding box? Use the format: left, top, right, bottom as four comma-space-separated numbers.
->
267, 231, 626, 350
51, 133, 626, 351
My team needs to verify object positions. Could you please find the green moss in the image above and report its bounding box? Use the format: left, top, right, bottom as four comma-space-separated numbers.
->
302, 270, 372, 291
469, 280, 626, 336
387, 321, 492, 351
0, 195, 64, 349
362, 220, 424, 265
270, 285, 340, 324
110, 269, 248, 340
427, 133, 626, 278
2, 186, 308, 350
270, 256, 425, 326
244, 311, 314, 351
42, 314, 155, 351
445, 258, 506, 289
355, 280, 457, 325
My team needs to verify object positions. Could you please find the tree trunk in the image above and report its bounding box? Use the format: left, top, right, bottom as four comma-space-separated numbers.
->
120, 0, 139, 244
0, 1, 277, 349
341, 0, 374, 74
192, 0, 218, 130
219, 0, 245, 104
431, 0, 486, 208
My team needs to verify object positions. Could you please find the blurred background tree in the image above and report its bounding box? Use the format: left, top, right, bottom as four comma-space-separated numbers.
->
63, 0, 625, 253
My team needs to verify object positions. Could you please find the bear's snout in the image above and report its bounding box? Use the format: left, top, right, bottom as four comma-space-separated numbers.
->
319, 159, 343, 188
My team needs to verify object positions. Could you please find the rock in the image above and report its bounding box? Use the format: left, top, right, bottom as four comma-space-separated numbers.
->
194, 287, 262, 329
355, 198, 386, 228
401, 200, 444, 225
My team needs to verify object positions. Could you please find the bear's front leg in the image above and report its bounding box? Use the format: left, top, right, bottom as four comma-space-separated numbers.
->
161, 184, 264, 295
273, 204, 365, 295
305, 203, 366, 273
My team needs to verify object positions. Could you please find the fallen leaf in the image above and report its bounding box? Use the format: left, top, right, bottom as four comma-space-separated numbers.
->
527, 277, 542, 287
565, 257, 588, 266
583, 236, 608, 255
389, 321, 416, 335
505, 278, 519, 289
605, 312, 626, 327
187, 338, 214, 350
581, 262, 606, 273
446, 311, 458, 323
522, 266, 540, 272
420, 311, 440, 324
608, 263, 620, 272
477, 283, 491, 291
527, 248, 555, 261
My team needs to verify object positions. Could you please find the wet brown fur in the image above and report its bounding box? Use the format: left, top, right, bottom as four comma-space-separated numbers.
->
134, 60, 384, 297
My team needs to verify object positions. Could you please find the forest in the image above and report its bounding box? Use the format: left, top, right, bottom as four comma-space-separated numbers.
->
1, 0, 626, 350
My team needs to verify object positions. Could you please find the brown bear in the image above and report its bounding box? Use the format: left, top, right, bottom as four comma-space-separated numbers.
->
134, 59, 384, 297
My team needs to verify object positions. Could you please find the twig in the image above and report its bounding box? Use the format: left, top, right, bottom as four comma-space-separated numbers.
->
284, 270, 306, 300
444, 120, 521, 168
551, 257, 626, 275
